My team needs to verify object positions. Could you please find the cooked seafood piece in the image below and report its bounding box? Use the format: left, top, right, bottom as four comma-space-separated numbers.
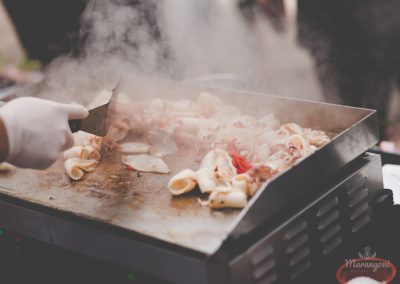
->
122, 154, 170, 174
257, 131, 287, 150
232, 174, 251, 194
0, 162, 16, 173
248, 165, 276, 196
106, 119, 130, 144
72, 131, 94, 147
89, 136, 103, 151
208, 188, 248, 209
196, 92, 224, 116
253, 144, 271, 162
303, 129, 331, 147
108, 126, 129, 143
257, 114, 280, 130
249, 165, 276, 181
63, 146, 101, 161
168, 169, 197, 196
264, 151, 291, 172
197, 124, 220, 143
199, 150, 217, 168
215, 128, 252, 147
71, 129, 102, 151
127, 116, 146, 135
162, 111, 199, 125
195, 149, 237, 193
228, 115, 258, 129
280, 123, 303, 135
178, 117, 212, 135
63, 146, 83, 160
195, 167, 217, 193
214, 149, 236, 180
248, 183, 260, 197
286, 134, 313, 157
212, 105, 242, 123
168, 99, 195, 112
64, 158, 99, 181
83, 146, 101, 160
117, 142, 151, 154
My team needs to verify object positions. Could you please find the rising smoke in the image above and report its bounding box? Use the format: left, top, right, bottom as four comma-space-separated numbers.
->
37, 0, 321, 105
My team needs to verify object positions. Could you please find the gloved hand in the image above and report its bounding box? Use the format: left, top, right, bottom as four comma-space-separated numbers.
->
0, 97, 88, 169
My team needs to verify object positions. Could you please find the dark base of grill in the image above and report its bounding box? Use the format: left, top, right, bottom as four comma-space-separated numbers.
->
0, 153, 391, 284
228, 152, 386, 284
0, 201, 398, 284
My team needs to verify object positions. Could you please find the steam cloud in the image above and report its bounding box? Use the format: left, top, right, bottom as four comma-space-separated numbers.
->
36, 0, 322, 105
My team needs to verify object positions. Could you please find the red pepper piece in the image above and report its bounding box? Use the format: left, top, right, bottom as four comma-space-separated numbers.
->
229, 151, 252, 174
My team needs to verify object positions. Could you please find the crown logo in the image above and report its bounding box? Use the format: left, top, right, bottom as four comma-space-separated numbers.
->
358, 247, 377, 259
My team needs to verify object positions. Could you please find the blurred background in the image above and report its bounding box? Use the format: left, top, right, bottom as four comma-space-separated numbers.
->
1, 0, 400, 142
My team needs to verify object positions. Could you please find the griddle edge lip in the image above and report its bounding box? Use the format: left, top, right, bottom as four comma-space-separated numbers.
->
0, 188, 207, 259
0, 190, 230, 283
222, 152, 379, 259
228, 108, 379, 239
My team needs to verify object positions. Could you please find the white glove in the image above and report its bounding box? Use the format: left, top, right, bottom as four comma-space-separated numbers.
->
0, 97, 88, 169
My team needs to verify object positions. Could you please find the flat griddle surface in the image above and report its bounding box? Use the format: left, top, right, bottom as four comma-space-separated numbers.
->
0, 149, 239, 254
0, 76, 378, 254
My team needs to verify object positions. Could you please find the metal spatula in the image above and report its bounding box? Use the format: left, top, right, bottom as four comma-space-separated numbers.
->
68, 87, 118, 137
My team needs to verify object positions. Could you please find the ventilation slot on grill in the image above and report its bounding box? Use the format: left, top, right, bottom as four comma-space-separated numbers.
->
253, 258, 276, 280
316, 196, 342, 256
316, 197, 339, 217
250, 245, 274, 266
284, 221, 307, 241
284, 221, 312, 280
257, 272, 278, 284
352, 214, 371, 233
289, 247, 310, 267
318, 210, 340, 230
249, 244, 277, 284
346, 176, 367, 195
322, 236, 342, 255
290, 260, 311, 280
347, 180, 371, 233
350, 202, 369, 221
349, 188, 368, 208
286, 234, 308, 254
320, 224, 341, 243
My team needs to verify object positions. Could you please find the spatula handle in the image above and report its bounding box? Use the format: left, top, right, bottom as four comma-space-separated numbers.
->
68, 119, 82, 133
